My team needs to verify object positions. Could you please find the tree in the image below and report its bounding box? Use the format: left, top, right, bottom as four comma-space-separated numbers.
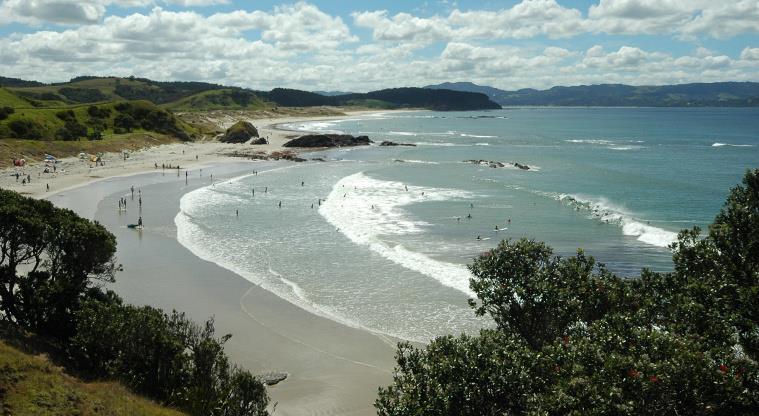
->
0, 190, 117, 338
377, 169, 759, 415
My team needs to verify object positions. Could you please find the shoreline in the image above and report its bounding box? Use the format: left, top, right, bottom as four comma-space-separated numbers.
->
0, 109, 400, 199
46, 158, 397, 416
2, 109, 408, 415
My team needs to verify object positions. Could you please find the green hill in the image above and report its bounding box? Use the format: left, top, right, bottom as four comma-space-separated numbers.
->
0, 338, 185, 416
164, 89, 269, 111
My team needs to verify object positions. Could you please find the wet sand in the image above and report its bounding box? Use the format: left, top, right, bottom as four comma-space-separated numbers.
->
48, 159, 398, 415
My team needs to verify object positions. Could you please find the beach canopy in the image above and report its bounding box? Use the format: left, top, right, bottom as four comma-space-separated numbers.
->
44, 154, 57, 161
13, 158, 25, 167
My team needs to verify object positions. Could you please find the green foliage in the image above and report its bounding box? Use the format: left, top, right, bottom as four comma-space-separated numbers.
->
377, 169, 759, 415
0, 190, 117, 339
0, 190, 268, 416
0, 106, 14, 120
54, 110, 87, 140
7, 118, 44, 139
71, 301, 269, 416
58, 87, 108, 103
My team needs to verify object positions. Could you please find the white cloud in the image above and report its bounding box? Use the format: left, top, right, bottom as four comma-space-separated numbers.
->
681, 1, 759, 39
741, 47, 759, 61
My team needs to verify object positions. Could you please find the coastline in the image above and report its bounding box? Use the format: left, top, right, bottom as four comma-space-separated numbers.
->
2, 110, 405, 415
0, 109, 393, 199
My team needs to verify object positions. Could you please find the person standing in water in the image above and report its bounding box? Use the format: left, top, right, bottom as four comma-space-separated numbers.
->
278, 201, 282, 208
131, 185, 134, 199
138, 216, 143, 227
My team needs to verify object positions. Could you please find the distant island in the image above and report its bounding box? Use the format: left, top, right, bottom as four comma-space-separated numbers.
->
425, 81, 759, 107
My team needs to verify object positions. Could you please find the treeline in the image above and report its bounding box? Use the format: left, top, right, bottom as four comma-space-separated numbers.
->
263, 87, 501, 110
377, 169, 759, 415
0, 190, 269, 416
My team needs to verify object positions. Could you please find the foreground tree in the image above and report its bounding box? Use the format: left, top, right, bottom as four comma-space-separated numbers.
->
377, 169, 759, 415
0, 189, 117, 338
0, 190, 269, 416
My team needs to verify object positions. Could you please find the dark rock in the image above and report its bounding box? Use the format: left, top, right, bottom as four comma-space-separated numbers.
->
310, 157, 327, 162
283, 134, 373, 148
251, 137, 268, 145
514, 162, 530, 170
261, 372, 288, 386
379, 141, 417, 147
220, 121, 259, 143
464, 159, 530, 170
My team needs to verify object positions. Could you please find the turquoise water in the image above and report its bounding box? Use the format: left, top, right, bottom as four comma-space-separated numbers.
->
176, 108, 759, 341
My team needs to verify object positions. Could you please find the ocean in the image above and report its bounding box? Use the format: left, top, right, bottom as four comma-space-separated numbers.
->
175, 107, 759, 342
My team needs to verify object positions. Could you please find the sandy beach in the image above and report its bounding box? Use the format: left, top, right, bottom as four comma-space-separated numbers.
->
0, 109, 387, 199
2, 110, 402, 415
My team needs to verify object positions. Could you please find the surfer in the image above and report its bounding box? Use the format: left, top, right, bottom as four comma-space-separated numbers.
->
405, 185, 408, 191
476, 235, 481, 240
265, 187, 268, 193
278, 201, 282, 208
131, 185, 134, 198
137, 216, 143, 227
252, 188, 255, 196
236, 209, 239, 217
301, 181, 304, 186
467, 213, 472, 219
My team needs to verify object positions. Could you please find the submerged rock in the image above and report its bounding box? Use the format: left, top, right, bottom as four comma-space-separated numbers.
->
283, 134, 372, 148
379, 140, 416, 147
220, 121, 259, 143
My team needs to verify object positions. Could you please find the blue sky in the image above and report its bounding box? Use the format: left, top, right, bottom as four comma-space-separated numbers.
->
0, 0, 757, 91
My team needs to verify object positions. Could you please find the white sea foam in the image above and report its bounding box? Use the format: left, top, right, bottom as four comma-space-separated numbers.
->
565, 139, 614, 145
712, 142, 754, 147
461, 134, 497, 138
398, 159, 441, 165
319, 172, 476, 295
474, 142, 490, 146
556, 194, 677, 248
413, 142, 466, 147
389, 131, 418, 136
175, 179, 366, 331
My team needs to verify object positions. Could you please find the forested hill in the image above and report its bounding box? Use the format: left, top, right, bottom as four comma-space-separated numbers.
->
426, 81, 759, 107
0, 76, 500, 111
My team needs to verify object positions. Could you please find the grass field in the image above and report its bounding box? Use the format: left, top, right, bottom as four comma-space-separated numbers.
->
0, 334, 185, 416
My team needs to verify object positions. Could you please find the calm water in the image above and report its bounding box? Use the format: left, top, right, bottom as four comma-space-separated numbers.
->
175, 108, 759, 342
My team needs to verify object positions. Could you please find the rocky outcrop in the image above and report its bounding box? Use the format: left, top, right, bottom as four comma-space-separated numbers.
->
283, 134, 372, 148
260, 372, 288, 386
464, 160, 531, 170
379, 140, 416, 147
251, 137, 268, 145
220, 121, 259, 143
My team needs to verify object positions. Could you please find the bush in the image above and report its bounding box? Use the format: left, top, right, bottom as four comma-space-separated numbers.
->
87, 105, 111, 119
377, 169, 759, 415
0, 106, 14, 120
7, 118, 43, 139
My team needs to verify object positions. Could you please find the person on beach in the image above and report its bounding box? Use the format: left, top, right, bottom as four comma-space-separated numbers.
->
46, 184, 49, 192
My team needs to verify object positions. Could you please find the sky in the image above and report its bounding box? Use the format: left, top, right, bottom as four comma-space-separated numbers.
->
0, 0, 758, 92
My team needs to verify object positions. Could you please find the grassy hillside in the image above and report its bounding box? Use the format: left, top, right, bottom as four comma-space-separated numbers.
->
0, 338, 185, 416
164, 89, 270, 111
0, 87, 32, 107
